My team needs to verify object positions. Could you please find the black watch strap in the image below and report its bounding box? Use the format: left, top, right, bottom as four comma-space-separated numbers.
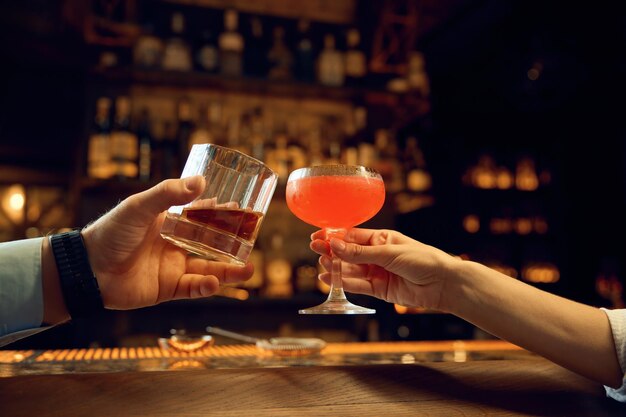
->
49, 230, 104, 319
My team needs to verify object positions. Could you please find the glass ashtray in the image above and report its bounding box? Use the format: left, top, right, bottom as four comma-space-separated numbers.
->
158, 334, 214, 353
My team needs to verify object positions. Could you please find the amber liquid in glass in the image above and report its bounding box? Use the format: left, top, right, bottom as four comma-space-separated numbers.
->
161, 207, 264, 265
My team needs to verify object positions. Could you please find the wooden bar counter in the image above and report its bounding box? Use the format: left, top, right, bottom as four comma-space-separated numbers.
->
1, 340, 625, 416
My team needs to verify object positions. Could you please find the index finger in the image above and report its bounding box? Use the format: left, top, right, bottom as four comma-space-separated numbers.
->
310, 228, 378, 244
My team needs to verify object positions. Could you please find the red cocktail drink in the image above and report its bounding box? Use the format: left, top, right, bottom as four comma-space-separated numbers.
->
286, 175, 385, 229
286, 165, 385, 314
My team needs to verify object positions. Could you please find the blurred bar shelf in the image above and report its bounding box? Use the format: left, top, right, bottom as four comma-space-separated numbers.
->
89, 67, 425, 106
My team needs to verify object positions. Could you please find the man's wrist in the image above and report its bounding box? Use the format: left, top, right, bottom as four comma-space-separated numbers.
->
41, 236, 70, 325
49, 230, 105, 319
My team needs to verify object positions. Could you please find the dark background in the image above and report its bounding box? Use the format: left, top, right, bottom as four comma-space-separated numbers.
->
1, 0, 625, 347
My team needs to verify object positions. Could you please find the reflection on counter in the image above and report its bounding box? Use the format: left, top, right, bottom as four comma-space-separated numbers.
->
0, 340, 533, 378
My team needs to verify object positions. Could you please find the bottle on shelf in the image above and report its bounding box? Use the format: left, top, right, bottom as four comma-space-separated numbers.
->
267, 26, 293, 81
244, 16, 268, 78
286, 118, 307, 171
265, 121, 290, 184
317, 34, 345, 87
342, 106, 366, 166
218, 8, 244, 77
208, 101, 225, 145
136, 107, 153, 182
225, 111, 250, 155
160, 120, 180, 179
249, 106, 266, 162
133, 24, 164, 69
294, 19, 315, 82
188, 102, 212, 150
110, 96, 139, 179
344, 28, 367, 86
373, 129, 403, 193
406, 51, 430, 97
87, 97, 113, 180
176, 97, 194, 160
323, 115, 343, 164
195, 29, 219, 73
162, 11, 193, 72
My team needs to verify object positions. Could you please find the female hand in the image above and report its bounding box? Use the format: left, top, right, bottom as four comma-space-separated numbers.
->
81, 176, 254, 310
310, 228, 459, 311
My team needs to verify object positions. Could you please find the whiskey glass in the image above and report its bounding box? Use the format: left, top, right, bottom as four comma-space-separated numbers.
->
161, 144, 278, 266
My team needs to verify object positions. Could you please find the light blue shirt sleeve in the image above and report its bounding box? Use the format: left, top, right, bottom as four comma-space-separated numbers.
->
0, 237, 46, 345
602, 308, 626, 402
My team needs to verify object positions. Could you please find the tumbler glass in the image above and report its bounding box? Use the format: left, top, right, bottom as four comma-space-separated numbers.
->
160, 144, 278, 266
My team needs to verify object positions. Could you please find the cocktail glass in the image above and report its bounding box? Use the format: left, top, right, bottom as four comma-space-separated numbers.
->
286, 164, 385, 314
161, 144, 278, 266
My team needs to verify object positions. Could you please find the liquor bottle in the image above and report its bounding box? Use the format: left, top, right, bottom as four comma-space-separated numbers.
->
267, 26, 293, 81
317, 34, 345, 87
294, 19, 315, 82
160, 120, 180, 178
406, 51, 430, 97
266, 122, 290, 184
110, 96, 139, 179
136, 107, 153, 182
307, 127, 325, 166
218, 9, 244, 76
286, 118, 307, 171
249, 107, 266, 162
374, 129, 403, 193
176, 97, 194, 160
355, 107, 376, 169
244, 17, 268, 78
341, 106, 366, 166
162, 12, 193, 72
188, 102, 211, 150
195, 29, 219, 73
323, 115, 342, 164
344, 28, 367, 86
208, 101, 224, 145
225, 112, 250, 155
87, 97, 113, 179
133, 24, 164, 69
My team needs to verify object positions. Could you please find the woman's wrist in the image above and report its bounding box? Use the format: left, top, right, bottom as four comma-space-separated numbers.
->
438, 258, 483, 317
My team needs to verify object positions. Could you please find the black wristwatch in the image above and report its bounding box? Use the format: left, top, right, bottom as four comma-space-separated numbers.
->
49, 230, 104, 319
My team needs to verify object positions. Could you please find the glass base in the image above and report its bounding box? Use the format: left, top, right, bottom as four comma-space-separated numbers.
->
298, 299, 375, 315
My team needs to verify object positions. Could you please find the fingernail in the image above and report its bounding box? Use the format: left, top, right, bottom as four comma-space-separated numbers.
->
183, 176, 202, 192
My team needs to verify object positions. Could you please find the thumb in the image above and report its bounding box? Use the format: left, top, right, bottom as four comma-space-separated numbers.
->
136, 176, 206, 220
329, 237, 395, 267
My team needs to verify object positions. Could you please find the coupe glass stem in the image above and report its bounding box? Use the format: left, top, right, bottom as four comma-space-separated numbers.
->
327, 228, 348, 302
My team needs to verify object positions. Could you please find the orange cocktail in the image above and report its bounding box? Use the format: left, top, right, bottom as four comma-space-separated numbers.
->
286, 165, 385, 314
286, 175, 385, 229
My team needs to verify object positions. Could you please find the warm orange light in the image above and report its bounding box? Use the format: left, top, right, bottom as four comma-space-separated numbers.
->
515, 218, 533, 235
490, 217, 513, 234
2, 184, 25, 223
394, 304, 427, 314
515, 158, 539, 191
463, 214, 480, 233
522, 263, 560, 283
219, 286, 250, 300
496, 167, 514, 189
